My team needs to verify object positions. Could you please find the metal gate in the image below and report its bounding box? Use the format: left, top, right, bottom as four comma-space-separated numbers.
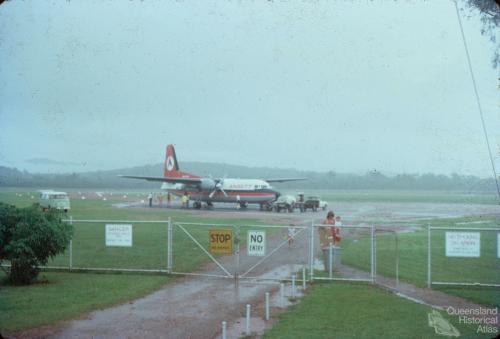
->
170, 221, 312, 282
170, 220, 376, 284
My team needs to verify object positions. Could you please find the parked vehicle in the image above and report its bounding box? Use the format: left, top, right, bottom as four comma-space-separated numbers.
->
38, 190, 71, 212
273, 195, 296, 212
304, 196, 321, 211
270, 193, 327, 213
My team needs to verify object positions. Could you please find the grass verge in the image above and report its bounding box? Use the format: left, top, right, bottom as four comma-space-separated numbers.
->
0, 271, 171, 333
263, 283, 495, 339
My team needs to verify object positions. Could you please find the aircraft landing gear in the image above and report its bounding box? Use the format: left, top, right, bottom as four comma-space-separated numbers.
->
193, 201, 202, 209
206, 201, 213, 209
239, 202, 248, 209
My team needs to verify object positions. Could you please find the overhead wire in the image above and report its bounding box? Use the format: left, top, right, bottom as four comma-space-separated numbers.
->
453, 0, 500, 204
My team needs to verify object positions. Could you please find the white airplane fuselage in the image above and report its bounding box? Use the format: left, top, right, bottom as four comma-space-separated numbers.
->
161, 178, 278, 204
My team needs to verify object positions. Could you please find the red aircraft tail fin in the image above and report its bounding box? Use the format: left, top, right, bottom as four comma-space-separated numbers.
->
164, 144, 200, 178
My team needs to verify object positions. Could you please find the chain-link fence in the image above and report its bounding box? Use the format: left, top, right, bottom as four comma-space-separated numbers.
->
428, 226, 500, 288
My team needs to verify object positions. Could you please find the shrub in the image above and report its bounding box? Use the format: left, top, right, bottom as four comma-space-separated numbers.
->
0, 202, 73, 285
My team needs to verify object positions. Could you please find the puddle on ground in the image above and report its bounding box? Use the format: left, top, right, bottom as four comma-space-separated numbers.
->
455, 220, 497, 225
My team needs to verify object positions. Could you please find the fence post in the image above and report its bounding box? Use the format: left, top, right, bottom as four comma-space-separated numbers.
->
69, 216, 73, 271
167, 217, 172, 273
280, 283, 285, 307
291, 275, 296, 299
309, 219, 314, 282
302, 267, 306, 289
374, 226, 377, 279
427, 223, 431, 289
328, 243, 333, 279
395, 231, 399, 288
235, 225, 240, 283
371, 225, 374, 283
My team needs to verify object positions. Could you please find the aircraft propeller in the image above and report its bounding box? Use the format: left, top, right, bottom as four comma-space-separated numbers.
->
209, 179, 228, 198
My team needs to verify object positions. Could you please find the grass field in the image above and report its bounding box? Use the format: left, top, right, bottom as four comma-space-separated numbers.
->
341, 216, 500, 307
1, 190, 499, 334
263, 283, 495, 339
0, 271, 171, 333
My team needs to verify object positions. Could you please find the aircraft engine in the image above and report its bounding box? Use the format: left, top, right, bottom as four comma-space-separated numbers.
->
199, 178, 216, 191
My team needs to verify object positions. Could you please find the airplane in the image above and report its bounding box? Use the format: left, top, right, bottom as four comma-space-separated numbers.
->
119, 144, 306, 209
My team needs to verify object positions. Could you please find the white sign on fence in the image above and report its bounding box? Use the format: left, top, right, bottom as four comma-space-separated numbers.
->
247, 231, 266, 256
445, 232, 480, 257
106, 224, 133, 247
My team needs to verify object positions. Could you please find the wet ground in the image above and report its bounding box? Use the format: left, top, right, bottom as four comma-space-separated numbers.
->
12, 199, 500, 338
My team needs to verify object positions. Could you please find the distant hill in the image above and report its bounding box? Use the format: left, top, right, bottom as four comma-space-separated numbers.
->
0, 163, 497, 192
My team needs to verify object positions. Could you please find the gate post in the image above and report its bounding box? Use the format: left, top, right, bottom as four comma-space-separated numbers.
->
309, 219, 314, 282
427, 223, 431, 288
370, 225, 375, 283
235, 225, 240, 283
167, 217, 172, 273
395, 231, 399, 288
374, 226, 377, 279
328, 243, 333, 279
69, 216, 73, 271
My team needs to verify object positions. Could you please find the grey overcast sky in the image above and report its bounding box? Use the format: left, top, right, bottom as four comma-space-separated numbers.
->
0, 1, 498, 177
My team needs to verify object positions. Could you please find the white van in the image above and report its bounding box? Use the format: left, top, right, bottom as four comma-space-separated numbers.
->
38, 190, 71, 212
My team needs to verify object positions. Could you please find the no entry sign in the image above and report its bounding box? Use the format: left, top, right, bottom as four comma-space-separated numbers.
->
248, 230, 266, 256
209, 229, 233, 254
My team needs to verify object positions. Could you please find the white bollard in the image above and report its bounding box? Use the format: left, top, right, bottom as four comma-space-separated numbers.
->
221, 321, 227, 339
292, 275, 296, 298
302, 267, 306, 289
280, 283, 285, 307
265, 292, 270, 320
246, 304, 251, 335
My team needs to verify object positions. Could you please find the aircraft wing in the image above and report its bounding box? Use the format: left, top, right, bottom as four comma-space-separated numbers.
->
264, 178, 307, 183
118, 175, 202, 185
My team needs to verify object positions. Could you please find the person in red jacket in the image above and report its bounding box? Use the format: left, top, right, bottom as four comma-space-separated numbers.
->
319, 211, 341, 271
320, 211, 341, 245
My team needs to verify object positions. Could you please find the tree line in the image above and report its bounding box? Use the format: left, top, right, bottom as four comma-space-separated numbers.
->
0, 164, 496, 192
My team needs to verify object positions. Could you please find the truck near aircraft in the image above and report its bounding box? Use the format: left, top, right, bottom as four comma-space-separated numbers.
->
272, 193, 328, 213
